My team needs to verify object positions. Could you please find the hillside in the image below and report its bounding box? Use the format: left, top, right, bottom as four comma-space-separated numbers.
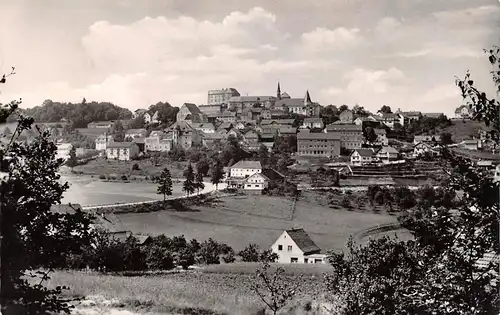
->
442, 119, 491, 142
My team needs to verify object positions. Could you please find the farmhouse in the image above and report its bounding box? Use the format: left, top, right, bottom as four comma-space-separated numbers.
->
95, 134, 114, 151
461, 139, 480, 151
243, 173, 270, 193
229, 160, 262, 178
106, 142, 139, 161
56, 143, 73, 161
376, 112, 405, 128
413, 135, 441, 145
455, 105, 471, 119
270, 228, 326, 264
125, 128, 148, 139
413, 142, 439, 157
301, 117, 324, 129
350, 148, 377, 165
376, 146, 400, 163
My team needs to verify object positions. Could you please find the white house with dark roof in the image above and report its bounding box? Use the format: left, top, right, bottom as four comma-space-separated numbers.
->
376, 146, 400, 162
95, 133, 114, 151
350, 148, 377, 165
414, 135, 441, 145
244, 172, 269, 192
373, 128, 389, 146
106, 142, 139, 161
176, 103, 207, 123
455, 105, 471, 119
270, 228, 326, 264
125, 128, 148, 139
144, 111, 160, 124
301, 117, 324, 129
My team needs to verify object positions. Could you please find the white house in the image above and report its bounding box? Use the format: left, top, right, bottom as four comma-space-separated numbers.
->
376, 146, 399, 163
229, 160, 262, 178
106, 142, 139, 161
244, 173, 269, 193
144, 111, 160, 124
95, 134, 114, 151
56, 143, 73, 161
301, 118, 324, 129
190, 122, 215, 134
413, 135, 441, 145
374, 128, 389, 146
413, 142, 439, 157
270, 228, 326, 264
461, 139, 480, 151
350, 148, 377, 165
455, 105, 471, 119
132, 109, 147, 119
125, 128, 148, 139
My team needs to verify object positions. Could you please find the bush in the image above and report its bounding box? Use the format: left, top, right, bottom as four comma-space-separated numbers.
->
177, 248, 195, 270
340, 195, 352, 209
121, 175, 128, 181
222, 249, 236, 263
132, 163, 140, 171
98, 174, 106, 180
198, 238, 224, 265
260, 249, 278, 263
239, 243, 260, 262
144, 245, 175, 270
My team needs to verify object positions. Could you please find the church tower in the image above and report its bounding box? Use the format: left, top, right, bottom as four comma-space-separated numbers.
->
277, 81, 281, 100
304, 90, 312, 105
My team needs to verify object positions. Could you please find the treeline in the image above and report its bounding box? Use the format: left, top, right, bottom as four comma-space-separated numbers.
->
62, 231, 277, 272
16, 99, 132, 128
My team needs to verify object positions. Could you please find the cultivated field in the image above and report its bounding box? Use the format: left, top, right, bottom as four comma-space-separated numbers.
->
113, 194, 398, 252
73, 157, 189, 178
47, 269, 328, 315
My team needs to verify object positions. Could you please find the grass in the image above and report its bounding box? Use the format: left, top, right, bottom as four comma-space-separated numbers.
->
47, 270, 328, 315
451, 147, 500, 161
112, 194, 398, 252
201, 262, 332, 276
443, 119, 491, 142
73, 157, 188, 178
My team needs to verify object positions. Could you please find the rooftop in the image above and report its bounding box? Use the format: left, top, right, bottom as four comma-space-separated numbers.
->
352, 148, 376, 157
326, 123, 362, 131
297, 130, 340, 140
286, 228, 321, 255
107, 142, 137, 149
230, 160, 262, 169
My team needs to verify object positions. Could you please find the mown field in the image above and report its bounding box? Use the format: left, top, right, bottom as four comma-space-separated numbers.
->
73, 157, 189, 178
113, 194, 398, 252
47, 269, 329, 315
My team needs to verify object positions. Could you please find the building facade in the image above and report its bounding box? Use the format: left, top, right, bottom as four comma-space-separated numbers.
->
270, 229, 326, 264
297, 130, 341, 157
87, 121, 115, 129
95, 134, 114, 150
106, 142, 139, 161
325, 124, 363, 150
350, 148, 377, 165
208, 88, 241, 105
244, 173, 269, 192
176, 103, 207, 124
229, 160, 262, 178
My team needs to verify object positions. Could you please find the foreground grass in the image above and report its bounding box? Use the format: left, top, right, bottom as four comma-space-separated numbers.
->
48, 269, 327, 315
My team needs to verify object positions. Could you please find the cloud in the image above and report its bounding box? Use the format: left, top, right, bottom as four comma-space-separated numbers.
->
421, 84, 462, 104
345, 67, 405, 94
301, 27, 362, 51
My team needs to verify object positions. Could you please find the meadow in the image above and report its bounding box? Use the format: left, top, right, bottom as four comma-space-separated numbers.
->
112, 194, 398, 252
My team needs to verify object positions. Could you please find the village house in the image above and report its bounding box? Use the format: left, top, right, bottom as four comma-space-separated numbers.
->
145, 131, 172, 152
106, 142, 139, 161
228, 96, 276, 112
422, 112, 445, 119
354, 116, 378, 126
243, 129, 259, 142
143, 111, 160, 124
301, 117, 324, 129
176, 103, 207, 124
208, 88, 240, 105
167, 121, 202, 150
56, 143, 73, 161
270, 109, 287, 118
413, 142, 439, 157
261, 119, 296, 126
132, 109, 147, 119
297, 130, 341, 158
199, 104, 226, 117
87, 121, 115, 129
125, 128, 148, 139
190, 122, 216, 134
325, 124, 363, 150
201, 132, 225, 149
350, 148, 377, 165
413, 135, 441, 145
374, 128, 389, 146
132, 137, 146, 153
376, 146, 400, 163
260, 108, 272, 120
270, 228, 326, 264
278, 126, 297, 136
217, 122, 234, 132
95, 133, 114, 150
227, 160, 263, 189
397, 111, 422, 123
243, 172, 270, 193
376, 112, 405, 128
216, 111, 237, 123
339, 109, 354, 123
455, 105, 471, 119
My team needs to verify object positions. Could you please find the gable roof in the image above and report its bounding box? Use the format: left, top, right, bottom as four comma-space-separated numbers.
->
183, 103, 202, 115
261, 119, 295, 125
125, 128, 147, 135
245, 172, 270, 182
230, 160, 262, 169
297, 130, 340, 140
326, 123, 362, 132
107, 142, 137, 149
285, 228, 321, 255
339, 109, 353, 117
50, 203, 83, 214
303, 117, 323, 124
378, 146, 399, 154
352, 148, 376, 157
455, 105, 470, 113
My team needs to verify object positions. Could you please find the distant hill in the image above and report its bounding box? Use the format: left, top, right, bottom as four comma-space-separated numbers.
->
442, 119, 491, 142
10, 99, 133, 128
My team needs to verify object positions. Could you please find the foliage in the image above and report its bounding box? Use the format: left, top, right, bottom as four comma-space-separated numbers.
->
195, 171, 205, 194
440, 131, 453, 145
156, 167, 173, 202
239, 243, 261, 262
195, 158, 210, 177
132, 163, 140, 171
340, 195, 351, 209
66, 146, 78, 169
320, 105, 340, 125
379, 105, 392, 113
198, 238, 227, 265
147, 101, 179, 126
111, 120, 125, 142
144, 245, 175, 270
363, 126, 378, 144
210, 159, 224, 189
259, 249, 279, 263
19, 99, 132, 128
182, 164, 196, 196
250, 262, 303, 315
0, 71, 97, 314
258, 144, 269, 167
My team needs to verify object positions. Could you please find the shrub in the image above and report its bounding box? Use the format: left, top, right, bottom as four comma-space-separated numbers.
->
260, 249, 278, 263
132, 163, 140, 171
98, 174, 106, 180
121, 175, 128, 181
144, 245, 175, 270
239, 243, 260, 262
109, 175, 116, 180
223, 249, 236, 263
198, 238, 223, 265
340, 195, 352, 209
177, 248, 195, 270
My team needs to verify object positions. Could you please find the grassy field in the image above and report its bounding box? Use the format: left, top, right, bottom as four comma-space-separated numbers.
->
444, 119, 491, 142
73, 157, 188, 178
451, 147, 500, 161
113, 194, 397, 252
47, 270, 327, 315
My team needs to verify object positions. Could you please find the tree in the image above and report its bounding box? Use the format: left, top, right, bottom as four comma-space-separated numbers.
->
379, 105, 392, 113
210, 159, 224, 189
156, 167, 173, 203
440, 131, 453, 145
363, 126, 377, 144
251, 262, 303, 315
339, 104, 349, 112
1, 68, 96, 314
239, 243, 260, 262
258, 144, 269, 166
195, 171, 205, 195
195, 158, 210, 177
111, 120, 125, 142
182, 164, 196, 196
352, 104, 369, 116
66, 146, 78, 170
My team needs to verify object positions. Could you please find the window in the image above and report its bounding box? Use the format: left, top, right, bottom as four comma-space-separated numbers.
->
278, 245, 283, 251
287, 245, 292, 252
291, 257, 298, 263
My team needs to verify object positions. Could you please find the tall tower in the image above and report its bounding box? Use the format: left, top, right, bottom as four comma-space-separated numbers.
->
277, 81, 281, 100
304, 90, 312, 105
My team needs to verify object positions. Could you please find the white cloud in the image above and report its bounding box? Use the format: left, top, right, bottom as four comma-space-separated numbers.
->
345, 67, 405, 94
301, 27, 362, 50
421, 84, 462, 104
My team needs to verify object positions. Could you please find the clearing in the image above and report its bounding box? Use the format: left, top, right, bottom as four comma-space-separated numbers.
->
113, 194, 398, 252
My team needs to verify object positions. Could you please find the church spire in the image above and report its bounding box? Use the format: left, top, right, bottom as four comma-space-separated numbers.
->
277, 80, 281, 100
304, 90, 312, 104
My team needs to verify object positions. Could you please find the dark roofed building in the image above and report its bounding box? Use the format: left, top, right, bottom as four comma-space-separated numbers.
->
177, 103, 207, 123
297, 130, 341, 157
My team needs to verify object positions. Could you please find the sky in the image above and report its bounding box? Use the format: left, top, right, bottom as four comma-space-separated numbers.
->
0, 0, 499, 116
